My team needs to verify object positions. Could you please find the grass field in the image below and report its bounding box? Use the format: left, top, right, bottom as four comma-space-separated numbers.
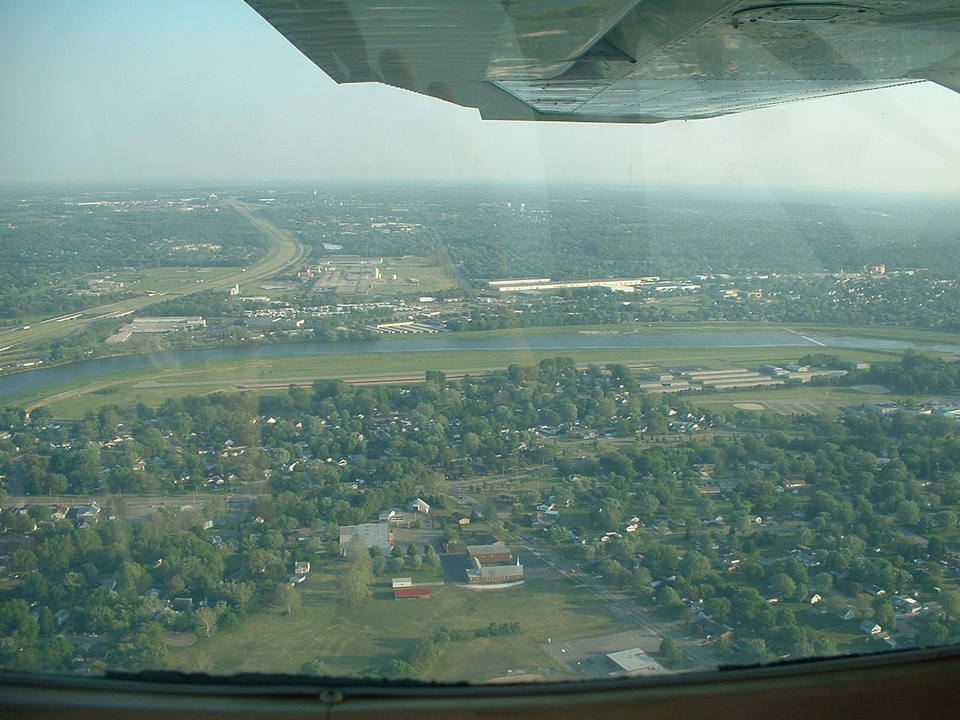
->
165, 565, 627, 683
9, 343, 909, 417
693, 385, 914, 415
375, 257, 459, 295
113, 266, 238, 294
437, 321, 960, 344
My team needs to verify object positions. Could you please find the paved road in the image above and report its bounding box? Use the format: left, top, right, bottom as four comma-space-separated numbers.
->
445, 487, 718, 671
516, 538, 718, 669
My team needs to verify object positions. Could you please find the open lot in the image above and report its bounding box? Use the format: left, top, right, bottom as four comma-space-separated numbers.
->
539, 629, 664, 679
165, 566, 629, 683
112, 266, 238, 294
376, 257, 459, 295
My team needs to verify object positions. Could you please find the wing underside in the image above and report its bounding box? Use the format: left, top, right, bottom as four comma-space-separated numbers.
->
245, 1, 960, 123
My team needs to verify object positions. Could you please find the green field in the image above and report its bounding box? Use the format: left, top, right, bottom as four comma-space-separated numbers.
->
376, 257, 459, 295
9, 343, 909, 418
436, 321, 960, 344
693, 385, 912, 415
113, 266, 238, 294
165, 567, 626, 683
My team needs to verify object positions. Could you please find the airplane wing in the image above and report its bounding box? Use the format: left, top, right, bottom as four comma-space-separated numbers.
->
245, 1, 960, 123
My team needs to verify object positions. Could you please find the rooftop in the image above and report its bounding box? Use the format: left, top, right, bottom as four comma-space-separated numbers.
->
606, 648, 668, 674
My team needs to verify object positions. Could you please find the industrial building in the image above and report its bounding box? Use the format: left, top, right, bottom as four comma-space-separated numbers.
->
465, 542, 524, 584
339, 522, 392, 556
467, 542, 513, 563
605, 648, 669, 676
466, 556, 524, 584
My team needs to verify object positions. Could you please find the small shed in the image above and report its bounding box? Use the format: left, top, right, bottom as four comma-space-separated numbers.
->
392, 577, 413, 588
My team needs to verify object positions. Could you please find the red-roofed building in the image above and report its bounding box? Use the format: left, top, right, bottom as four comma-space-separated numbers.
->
393, 587, 431, 600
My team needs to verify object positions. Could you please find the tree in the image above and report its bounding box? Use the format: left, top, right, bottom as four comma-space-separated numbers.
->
939, 590, 960, 620
705, 596, 732, 623
423, 544, 441, 570
811, 572, 833, 592
874, 601, 896, 633
274, 584, 301, 615
770, 573, 796, 600
194, 607, 218, 636
916, 620, 949, 647
659, 636, 683, 667
341, 539, 373, 609
656, 585, 682, 612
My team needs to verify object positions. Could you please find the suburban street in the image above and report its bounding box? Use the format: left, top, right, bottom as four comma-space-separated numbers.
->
446, 486, 718, 672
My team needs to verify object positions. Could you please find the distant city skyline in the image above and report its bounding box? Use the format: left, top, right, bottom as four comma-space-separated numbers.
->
2, 0, 960, 195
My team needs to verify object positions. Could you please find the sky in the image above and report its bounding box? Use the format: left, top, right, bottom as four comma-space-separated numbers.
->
2, 0, 960, 195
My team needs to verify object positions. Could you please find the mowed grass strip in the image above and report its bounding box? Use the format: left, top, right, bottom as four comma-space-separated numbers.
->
15, 345, 906, 418
166, 568, 627, 683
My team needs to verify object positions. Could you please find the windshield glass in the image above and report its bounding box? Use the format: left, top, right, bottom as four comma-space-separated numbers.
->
1, 0, 960, 685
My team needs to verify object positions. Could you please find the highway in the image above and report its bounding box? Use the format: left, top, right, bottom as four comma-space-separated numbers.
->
0, 200, 306, 357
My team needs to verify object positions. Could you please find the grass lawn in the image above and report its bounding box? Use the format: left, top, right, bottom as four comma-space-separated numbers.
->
11, 342, 912, 418
166, 566, 628, 683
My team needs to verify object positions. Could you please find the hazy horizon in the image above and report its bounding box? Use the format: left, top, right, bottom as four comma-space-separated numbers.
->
2, 0, 960, 195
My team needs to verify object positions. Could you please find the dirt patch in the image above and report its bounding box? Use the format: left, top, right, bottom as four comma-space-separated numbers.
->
734, 402, 765, 411
852, 384, 890, 394
165, 631, 197, 647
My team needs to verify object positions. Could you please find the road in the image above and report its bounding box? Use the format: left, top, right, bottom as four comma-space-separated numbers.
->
446, 486, 718, 672
0, 200, 306, 357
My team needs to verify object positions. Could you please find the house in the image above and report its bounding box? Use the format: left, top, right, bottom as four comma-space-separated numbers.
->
894, 596, 921, 615
451, 512, 471, 525
694, 617, 734, 641
172, 598, 193, 611
294, 561, 310, 575
72, 502, 101, 526
410, 498, 431, 515
50, 504, 69, 521
841, 609, 856, 621
809, 593, 823, 604
861, 621, 882, 635
394, 587, 431, 599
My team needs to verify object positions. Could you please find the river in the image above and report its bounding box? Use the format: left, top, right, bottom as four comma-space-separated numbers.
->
2, 330, 959, 400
